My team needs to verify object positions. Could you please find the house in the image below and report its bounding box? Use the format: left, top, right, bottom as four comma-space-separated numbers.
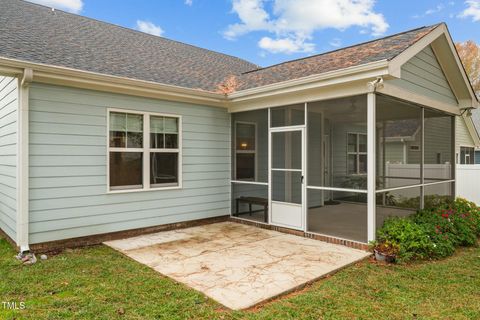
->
471, 109, 480, 164
0, 0, 478, 252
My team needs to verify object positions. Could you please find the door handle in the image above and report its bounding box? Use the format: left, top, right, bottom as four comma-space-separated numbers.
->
301, 175, 304, 184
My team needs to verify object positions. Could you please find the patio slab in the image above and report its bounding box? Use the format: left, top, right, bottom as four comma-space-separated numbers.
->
105, 222, 370, 310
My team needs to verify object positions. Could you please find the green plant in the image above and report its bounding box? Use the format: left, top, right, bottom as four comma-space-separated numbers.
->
376, 217, 434, 262
375, 198, 480, 263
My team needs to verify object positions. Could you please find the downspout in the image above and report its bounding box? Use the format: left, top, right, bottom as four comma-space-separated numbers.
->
17, 68, 32, 254
366, 77, 383, 242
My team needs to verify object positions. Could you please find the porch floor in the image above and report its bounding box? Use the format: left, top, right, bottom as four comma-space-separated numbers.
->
105, 222, 369, 310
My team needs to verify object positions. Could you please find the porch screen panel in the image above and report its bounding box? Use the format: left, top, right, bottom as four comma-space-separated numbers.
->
231, 109, 269, 223
307, 95, 367, 189
271, 104, 305, 127
231, 109, 268, 183
376, 95, 422, 189
376, 186, 421, 234
307, 189, 367, 243
424, 109, 454, 180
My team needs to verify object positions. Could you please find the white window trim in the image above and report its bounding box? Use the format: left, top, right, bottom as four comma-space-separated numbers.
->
106, 108, 182, 194
234, 121, 258, 181
347, 132, 367, 175
459, 145, 475, 165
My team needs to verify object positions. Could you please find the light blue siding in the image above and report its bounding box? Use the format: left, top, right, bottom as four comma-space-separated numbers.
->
390, 45, 457, 106
0, 76, 17, 241
29, 83, 231, 244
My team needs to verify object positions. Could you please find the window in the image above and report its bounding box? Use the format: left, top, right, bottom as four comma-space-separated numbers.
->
347, 133, 367, 175
235, 122, 256, 180
108, 110, 181, 191
460, 146, 475, 164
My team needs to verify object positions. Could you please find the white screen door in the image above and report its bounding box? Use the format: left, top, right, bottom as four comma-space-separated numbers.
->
270, 128, 305, 229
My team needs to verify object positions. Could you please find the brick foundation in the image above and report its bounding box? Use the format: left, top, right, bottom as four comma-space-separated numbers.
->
29, 215, 230, 253
229, 217, 370, 251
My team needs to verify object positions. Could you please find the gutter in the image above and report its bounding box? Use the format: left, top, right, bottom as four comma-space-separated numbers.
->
228, 60, 390, 102
0, 57, 228, 107
17, 68, 32, 254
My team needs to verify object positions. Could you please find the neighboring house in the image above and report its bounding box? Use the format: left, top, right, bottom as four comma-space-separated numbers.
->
471, 108, 480, 164
0, 0, 478, 252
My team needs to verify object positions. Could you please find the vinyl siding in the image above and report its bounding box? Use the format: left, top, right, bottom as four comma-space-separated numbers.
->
29, 83, 230, 244
390, 45, 457, 106
456, 116, 475, 161
0, 76, 17, 241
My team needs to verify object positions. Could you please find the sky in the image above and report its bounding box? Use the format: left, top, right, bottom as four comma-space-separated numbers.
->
26, 0, 480, 67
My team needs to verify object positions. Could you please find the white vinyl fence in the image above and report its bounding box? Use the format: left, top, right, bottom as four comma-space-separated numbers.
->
384, 164, 452, 198
456, 165, 480, 205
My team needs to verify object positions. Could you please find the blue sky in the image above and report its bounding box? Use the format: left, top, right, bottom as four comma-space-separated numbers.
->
29, 0, 480, 67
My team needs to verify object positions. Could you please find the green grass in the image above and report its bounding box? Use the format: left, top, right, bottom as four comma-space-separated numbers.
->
1, 238, 479, 319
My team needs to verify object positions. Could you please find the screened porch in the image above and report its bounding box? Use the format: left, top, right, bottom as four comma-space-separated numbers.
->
230, 93, 455, 243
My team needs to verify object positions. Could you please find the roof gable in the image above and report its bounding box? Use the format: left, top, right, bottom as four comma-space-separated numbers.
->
388, 45, 457, 105
389, 24, 478, 109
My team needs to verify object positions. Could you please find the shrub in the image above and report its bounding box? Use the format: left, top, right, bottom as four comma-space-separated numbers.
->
375, 198, 480, 263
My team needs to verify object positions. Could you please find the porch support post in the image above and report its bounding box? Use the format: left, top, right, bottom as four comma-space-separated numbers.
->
367, 92, 376, 242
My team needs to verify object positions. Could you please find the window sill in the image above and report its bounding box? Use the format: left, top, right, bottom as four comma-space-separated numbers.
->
107, 185, 182, 194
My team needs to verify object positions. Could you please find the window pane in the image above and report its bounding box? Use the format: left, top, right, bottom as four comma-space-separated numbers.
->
236, 153, 255, 180
150, 133, 164, 149
110, 112, 126, 131
109, 131, 125, 148
110, 112, 143, 148
347, 134, 357, 153
165, 134, 178, 149
376, 95, 421, 189
236, 123, 256, 151
271, 104, 305, 127
150, 116, 164, 133
231, 109, 268, 183
127, 114, 143, 132
127, 132, 143, 148
150, 153, 178, 186
109, 152, 143, 189
358, 154, 367, 174
347, 154, 357, 174
359, 134, 367, 152
307, 95, 367, 189
164, 117, 178, 133
110, 112, 126, 147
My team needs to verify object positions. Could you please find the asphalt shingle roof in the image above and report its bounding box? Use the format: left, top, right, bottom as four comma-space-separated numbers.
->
0, 0, 258, 92
234, 25, 438, 91
0, 0, 439, 93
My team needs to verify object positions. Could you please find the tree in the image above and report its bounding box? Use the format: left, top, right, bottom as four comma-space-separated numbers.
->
455, 40, 480, 97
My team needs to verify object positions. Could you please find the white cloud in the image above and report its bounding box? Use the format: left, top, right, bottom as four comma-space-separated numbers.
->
258, 36, 314, 54
224, 0, 388, 54
185, 0, 193, 6
136, 20, 164, 37
27, 0, 83, 13
460, 0, 480, 21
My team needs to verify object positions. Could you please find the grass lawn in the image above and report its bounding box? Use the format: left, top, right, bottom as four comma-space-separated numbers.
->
1, 237, 479, 320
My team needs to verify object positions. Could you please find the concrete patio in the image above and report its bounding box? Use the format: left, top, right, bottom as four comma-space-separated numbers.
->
105, 222, 370, 310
